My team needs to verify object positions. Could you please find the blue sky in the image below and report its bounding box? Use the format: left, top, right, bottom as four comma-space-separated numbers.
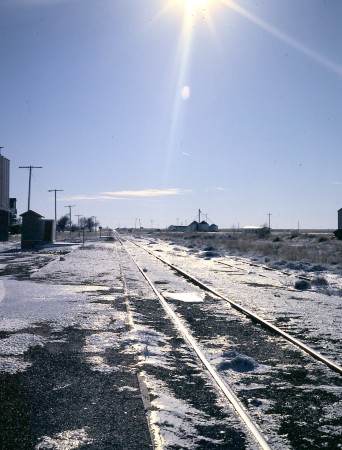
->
1, 0, 341, 229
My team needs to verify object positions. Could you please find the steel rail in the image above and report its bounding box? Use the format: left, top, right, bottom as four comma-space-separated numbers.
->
124, 236, 342, 376
119, 237, 271, 450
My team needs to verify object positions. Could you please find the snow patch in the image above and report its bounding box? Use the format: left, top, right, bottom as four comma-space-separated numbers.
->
163, 291, 204, 303
0, 356, 32, 373
0, 333, 45, 356
35, 428, 93, 449
144, 374, 226, 449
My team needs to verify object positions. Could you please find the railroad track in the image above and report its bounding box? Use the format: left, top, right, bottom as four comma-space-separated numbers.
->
123, 235, 341, 375
116, 234, 342, 449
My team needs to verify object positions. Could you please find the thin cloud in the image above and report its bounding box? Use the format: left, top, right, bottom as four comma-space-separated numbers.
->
102, 188, 187, 197
60, 188, 191, 202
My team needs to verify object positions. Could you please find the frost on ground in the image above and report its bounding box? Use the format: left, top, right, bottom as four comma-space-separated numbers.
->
35, 428, 93, 449
142, 373, 230, 450
141, 237, 342, 363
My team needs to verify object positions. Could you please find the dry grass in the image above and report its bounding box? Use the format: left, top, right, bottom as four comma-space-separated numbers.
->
145, 230, 342, 267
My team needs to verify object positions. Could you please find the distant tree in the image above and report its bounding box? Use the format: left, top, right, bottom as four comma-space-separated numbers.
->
258, 225, 271, 238
57, 215, 69, 232
80, 217, 94, 232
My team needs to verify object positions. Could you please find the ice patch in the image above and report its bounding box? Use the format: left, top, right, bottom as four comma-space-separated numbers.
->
163, 291, 204, 303
35, 428, 93, 449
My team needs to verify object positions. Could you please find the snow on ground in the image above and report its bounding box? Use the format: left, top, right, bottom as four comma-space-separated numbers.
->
35, 428, 93, 450
1, 241, 258, 449
1, 237, 341, 449
139, 237, 342, 364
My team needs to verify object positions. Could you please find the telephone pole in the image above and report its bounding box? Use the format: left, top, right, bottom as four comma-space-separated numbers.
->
48, 189, 63, 221
267, 213, 272, 230
19, 165, 43, 210
75, 214, 83, 235
65, 205, 76, 238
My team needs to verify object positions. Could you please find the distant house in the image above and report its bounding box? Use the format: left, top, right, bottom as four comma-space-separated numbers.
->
242, 226, 263, 234
242, 225, 270, 237
168, 225, 187, 232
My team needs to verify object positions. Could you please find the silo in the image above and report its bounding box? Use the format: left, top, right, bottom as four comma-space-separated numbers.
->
209, 224, 218, 232
186, 221, 198, 231
198, 221, 209, 232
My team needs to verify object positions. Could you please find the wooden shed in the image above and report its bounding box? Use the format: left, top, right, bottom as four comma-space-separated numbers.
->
20, 210, 45, 249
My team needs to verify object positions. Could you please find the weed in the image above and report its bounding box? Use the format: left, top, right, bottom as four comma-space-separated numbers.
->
311, 277, 328, 287
294, 280, 311, 290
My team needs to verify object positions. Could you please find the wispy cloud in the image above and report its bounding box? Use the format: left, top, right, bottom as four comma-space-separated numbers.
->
60, 188, 191, 202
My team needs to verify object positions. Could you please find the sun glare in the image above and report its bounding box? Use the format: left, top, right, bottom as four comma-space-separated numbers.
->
179, 0, 212, 13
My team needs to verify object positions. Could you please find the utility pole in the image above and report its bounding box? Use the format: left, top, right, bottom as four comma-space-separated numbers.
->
267, 213, 272, 230
198, 209, 201, 223
48, 189, 63, 221
75, 214, 83, 237
65, 205, 76, 238
19, 165, 43, 210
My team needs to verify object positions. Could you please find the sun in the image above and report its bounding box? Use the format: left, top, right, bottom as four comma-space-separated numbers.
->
179, 0, 212, 13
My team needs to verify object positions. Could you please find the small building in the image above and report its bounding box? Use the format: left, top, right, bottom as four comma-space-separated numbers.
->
168, 225, 187, 232
43, 219, 56, 243
242, 226, 263, 234
242, 225, 270, 237
20, 210, 45, 249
